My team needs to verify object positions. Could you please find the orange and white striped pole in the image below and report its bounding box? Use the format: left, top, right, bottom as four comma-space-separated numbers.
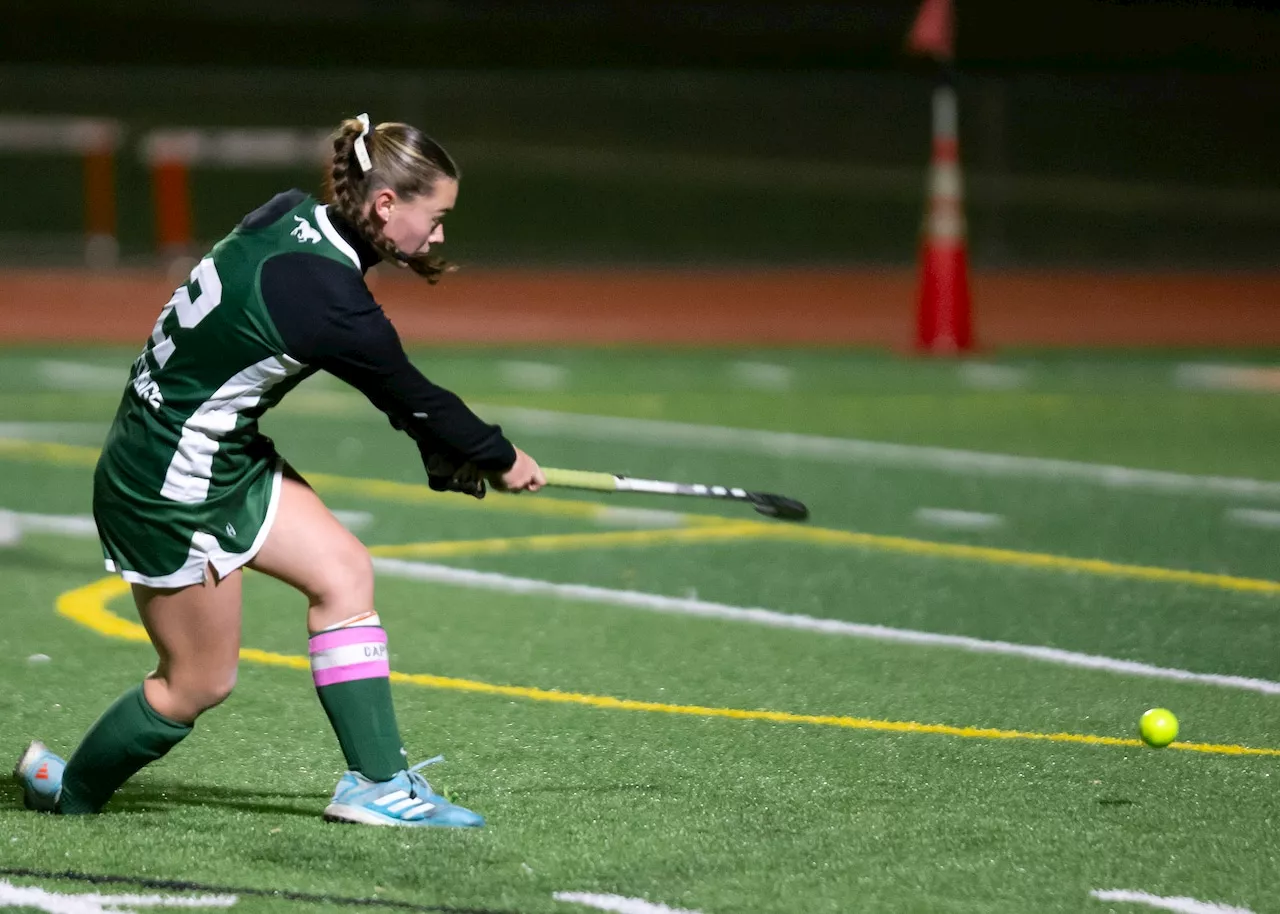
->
915, 83, 974, 352
77, 120, 121, 269
142, 130, 200, 260
0, 116, 122, 268
139, 127, 330, 263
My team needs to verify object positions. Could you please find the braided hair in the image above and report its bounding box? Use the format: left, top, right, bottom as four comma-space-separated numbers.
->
324, 117, 459, 284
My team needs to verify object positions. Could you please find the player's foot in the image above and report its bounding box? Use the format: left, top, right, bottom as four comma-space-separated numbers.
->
13, 740, 65, 812
323, 756, 484, 828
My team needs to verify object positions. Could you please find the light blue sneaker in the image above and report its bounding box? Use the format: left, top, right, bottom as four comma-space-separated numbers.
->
13, 740, 65, 812
323, 756, 484, 828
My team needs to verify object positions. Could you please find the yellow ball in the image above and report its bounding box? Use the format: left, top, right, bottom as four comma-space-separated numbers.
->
1139, 708, 1178, 748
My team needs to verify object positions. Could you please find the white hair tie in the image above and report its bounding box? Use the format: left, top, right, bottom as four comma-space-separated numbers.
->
353, 113, 373, 174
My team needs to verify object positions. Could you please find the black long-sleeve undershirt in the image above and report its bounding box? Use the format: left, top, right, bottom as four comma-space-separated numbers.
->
259, 228, 515, 472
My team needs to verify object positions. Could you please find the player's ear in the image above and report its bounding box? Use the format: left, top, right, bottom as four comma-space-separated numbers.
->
370, 188, 397, 226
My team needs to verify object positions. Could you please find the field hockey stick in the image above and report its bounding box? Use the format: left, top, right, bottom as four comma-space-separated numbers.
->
541, 468, 809, 522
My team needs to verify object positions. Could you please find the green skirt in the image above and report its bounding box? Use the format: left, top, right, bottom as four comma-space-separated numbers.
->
93, 445, 284, 588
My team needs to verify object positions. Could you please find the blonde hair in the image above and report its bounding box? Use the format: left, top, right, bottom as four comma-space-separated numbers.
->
324, 117, 459, 284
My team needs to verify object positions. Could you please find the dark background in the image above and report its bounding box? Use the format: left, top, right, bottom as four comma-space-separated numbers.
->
8, 0, 1280, 70
2, 1, 1278, 268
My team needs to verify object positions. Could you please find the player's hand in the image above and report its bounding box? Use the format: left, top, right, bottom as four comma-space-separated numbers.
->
424, 453, 486, 499
491, 447, 545, 493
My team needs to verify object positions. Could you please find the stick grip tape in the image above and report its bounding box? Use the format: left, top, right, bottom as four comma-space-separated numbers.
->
542, 468, 621, 493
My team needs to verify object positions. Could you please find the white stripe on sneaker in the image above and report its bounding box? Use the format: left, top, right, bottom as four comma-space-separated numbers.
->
386, 797, 420, 814
373, 790, 410, 807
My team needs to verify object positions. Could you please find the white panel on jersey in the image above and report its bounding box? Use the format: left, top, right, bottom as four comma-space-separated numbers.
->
314, 204, 362, 269
151, 295, 178, 346
160, 355, 304, 503
150, 257, 222, 369
175, 257, 224, 328
152, 336, 177, 369
149, 293, 181, 367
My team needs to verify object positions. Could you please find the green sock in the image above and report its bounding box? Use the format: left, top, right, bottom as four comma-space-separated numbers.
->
309, 620, 406, 782
58, 684, 193, 815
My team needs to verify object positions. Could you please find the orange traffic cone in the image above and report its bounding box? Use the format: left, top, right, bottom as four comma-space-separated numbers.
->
915, 83, 974, 353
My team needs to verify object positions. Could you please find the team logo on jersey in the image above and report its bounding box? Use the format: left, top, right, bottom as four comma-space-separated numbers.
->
291, 215, 322, 244
131, 353, 164, 410
225, 522, 237, 537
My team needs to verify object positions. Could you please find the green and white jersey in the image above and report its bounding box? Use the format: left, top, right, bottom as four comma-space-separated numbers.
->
94, 192, 355, 586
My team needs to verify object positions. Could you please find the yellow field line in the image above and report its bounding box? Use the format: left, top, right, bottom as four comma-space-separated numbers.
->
0, 438, 724, 527
7, 436, 1280, 595
751, 525, 1280, 596
54, 576, 1280, 760
0, 438, 101, 469
367, 523, 769, 559
305, 472, 724, 527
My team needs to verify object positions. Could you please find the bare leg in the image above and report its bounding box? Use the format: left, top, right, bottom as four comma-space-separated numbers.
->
135, 568, 243, 723
55, 566, 242, 813
250, 472, 374, 633
250, 470, 405, 782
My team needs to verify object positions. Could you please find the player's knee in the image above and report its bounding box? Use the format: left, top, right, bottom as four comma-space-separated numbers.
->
314, 546, 374, 617
188, 669, 237, 715
150, 668, 237, 721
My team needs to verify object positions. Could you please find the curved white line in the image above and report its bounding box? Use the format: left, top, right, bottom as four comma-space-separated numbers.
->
373, 557, 1280, 696
1090, 889, 1255, 914
478, 405, 1280, 500
554, 892, 702, 914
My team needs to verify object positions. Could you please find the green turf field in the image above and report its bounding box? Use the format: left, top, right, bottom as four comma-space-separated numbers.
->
2, 346, 1279, 914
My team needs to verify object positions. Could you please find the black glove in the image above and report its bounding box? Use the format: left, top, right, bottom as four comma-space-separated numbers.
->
423, 450, 486, 500
388, 412, 488, 499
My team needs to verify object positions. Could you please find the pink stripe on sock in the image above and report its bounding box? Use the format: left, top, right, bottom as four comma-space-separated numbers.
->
313, 659, 391, 687
309, 626, 387, 654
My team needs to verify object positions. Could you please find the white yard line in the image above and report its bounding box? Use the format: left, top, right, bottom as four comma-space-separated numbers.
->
11, 507, 1277, 694
0, 510, 373, 541
0, 422, 105, 443
18, 360, 1278, 499
1225, 508, 1280, 530
72, 896, 237, 910
372, 557, 1280, 695
330, 510, 374, 532
475, 405, 1280, 500
0, 509, 19, 546
554, 892, 703, 914
914, 507, 1004, 530
957, 362, 1029, 390
11, 512, 99, 537
594, 507, 688, 528
0, 880, 236, 914
1090, 889, 1255, 914
36, 360, 124, 391
1174, 363, 1280, 393
728, 361, 793, 391
499, 360, 570, 391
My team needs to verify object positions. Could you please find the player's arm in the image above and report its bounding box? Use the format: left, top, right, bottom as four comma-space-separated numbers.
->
261, 253, 542, 493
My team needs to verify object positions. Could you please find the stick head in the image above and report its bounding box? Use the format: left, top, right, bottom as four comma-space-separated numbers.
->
747, 492, 809, 522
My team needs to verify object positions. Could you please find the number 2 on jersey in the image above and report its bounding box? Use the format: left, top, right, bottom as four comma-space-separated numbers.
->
132, 258, 224, 409
150, 257, 224, 368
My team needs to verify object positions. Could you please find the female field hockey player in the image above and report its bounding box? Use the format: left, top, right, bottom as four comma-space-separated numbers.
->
14, 115, 543, 828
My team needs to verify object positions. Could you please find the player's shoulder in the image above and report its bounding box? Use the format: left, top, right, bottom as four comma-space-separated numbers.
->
237, 189, 313, 232
241, 190, 366, 278
262, 248, 369, 298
